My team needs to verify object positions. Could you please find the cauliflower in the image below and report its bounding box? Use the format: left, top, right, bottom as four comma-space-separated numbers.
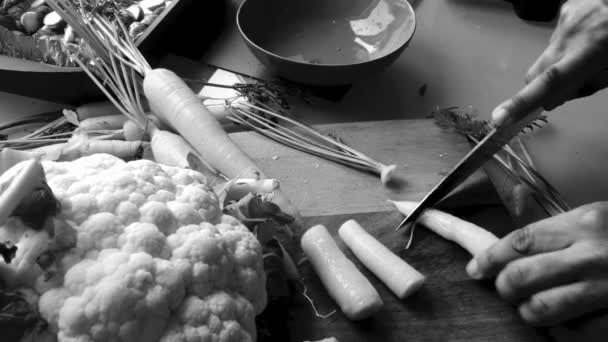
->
160, 293, 256, 342
1, 154, 266, 342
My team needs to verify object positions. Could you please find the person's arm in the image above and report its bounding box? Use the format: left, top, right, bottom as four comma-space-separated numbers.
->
468, 0, 608, 333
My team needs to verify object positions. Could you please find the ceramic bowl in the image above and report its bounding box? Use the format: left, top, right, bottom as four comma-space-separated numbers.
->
237, 0, 416, 86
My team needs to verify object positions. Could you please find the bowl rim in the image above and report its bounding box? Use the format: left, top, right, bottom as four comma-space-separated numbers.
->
236, 0, 417, 68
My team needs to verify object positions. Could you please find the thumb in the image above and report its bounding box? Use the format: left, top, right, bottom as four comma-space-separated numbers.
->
490, 66, 558, 127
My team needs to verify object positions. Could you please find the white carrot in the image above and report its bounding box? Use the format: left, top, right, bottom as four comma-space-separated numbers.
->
390, 200, 499, 256
224, 178, 280, 202
148, 125, 216, 174
78, 115, 128, 131
31, 139, 146, 161
63, 101, 122, 124
301, 225, 383, 320
141, 69, 301, 220
122, 119, 146, 141
122, 115, 167, 141
75, 140, 146, 160
338, 220, 425, 299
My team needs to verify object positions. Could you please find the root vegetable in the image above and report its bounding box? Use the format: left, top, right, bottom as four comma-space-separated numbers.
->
224, 178, 280, 202
32, 139, 147, 161
78, 115, 128, 131
20, 11, 43, 34
122, 119, 146, 141
390, 200, 499, 256
148, 127, 217, 176
338, 220, 425, 299
301, 225, 383, 320
143, 69, 261, 179
63, 101, 122, 123
122, 115, 168, 142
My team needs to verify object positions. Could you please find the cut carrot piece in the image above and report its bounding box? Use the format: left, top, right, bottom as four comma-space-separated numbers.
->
301, 225, 383, 320
339, 219, 425, 299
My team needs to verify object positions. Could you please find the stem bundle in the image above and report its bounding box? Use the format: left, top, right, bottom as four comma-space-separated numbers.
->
213, 98, 396, 185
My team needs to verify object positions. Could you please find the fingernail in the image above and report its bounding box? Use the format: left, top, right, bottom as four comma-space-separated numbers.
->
491, 107, 508, 127
466, 259, 483, 279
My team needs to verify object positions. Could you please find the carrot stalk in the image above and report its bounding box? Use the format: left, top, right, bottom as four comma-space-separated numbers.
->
390, 200, 499, 256
141, 69, 302, 224
148, 125, 218, 175
338, 220, 425, 299
122, 119, 146, 142
301, 225, 383, 320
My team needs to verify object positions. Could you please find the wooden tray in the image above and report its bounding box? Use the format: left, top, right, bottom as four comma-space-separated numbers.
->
0, 0, 221, 104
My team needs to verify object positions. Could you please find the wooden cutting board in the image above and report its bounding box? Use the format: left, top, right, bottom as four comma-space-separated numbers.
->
231, 119, 547, 342
231, 119, 484, 217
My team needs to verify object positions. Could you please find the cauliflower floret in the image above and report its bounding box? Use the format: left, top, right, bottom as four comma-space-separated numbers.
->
50, 251, 186, 342
118, 222, 170, 258
26, 154, 266, 342
159, 293, 256, 342
167, 222, 266, 314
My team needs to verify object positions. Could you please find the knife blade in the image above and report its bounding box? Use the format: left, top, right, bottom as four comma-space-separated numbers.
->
395, 107, 544, 231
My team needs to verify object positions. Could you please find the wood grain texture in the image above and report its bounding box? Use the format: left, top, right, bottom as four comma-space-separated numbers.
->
287, 211, 550, 342
231, 119, 480, 217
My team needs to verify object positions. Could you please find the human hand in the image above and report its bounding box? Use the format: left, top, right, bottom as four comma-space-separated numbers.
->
493, 0, 608, 126
465, 202, 608, 326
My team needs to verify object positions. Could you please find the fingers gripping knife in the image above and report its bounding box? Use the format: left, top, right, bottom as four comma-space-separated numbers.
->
395, 107, 544, 232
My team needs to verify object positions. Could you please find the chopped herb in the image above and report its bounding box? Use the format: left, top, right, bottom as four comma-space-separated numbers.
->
430, 106, 568, 217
